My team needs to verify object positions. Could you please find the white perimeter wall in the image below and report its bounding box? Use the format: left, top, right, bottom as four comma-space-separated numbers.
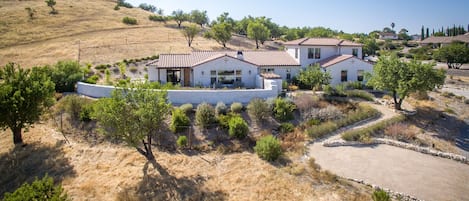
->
77, 80, 280, 105
326, 57, 373, 86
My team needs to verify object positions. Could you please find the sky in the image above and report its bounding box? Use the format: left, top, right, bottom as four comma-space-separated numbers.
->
127, 0, 469, 35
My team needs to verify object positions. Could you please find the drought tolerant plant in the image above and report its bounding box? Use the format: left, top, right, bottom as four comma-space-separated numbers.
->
122, 16, 137, 25
3, 175, 68, 201
372, 189, 391, 201
247, 98, 271, 122
84, 75, 99, 84
176, 136, 188, 148
170, 108, 190, 133
273, 98, 296, 122
254, 135, 283, 161
195, 102, 216, 128
149, 15, 168, 23
45, 0, 57, 14
341, 115, 406, 142
345, 90, 375, 101
179, 103, 193, 114
297, 64, 331, 90
230, 102, 243, 113
228, 116, 249, 139
218, 112, 241, 130
279, 122, 295, 134
215, 101, 227, 116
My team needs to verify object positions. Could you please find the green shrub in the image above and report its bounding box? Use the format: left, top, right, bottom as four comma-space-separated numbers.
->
279, 122, 294, 133
307, 121, 338, 139
3, 175, 68, 201
372, 189, 391, 201
218, 112, 241, 130
79, 103, 94, 122
94, 64, 108, 70
148, 15, 167, 23
441, 91, 455, 98
117, 0, 133, 8
215, 101, 227, 116
114, 5, 120, 10
347, 81, 364, 89
273, 98, 296, 122
122, 16, 137, 25
230, 102, 243, 113
346, 90, 374, 101
129, 66, 138, 73
84, 75, 99, 84
228, 116, 249, 139
56, 95, 93, 121
170, 108, 190, 133
196, 102, 216, 128
176, 136, 188, 148
254, 135, 283, 161
179, 103, 193, 114
247, 98, 271, 122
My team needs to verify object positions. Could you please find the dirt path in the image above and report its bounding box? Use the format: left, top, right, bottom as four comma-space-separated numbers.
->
306, 102, 469, 201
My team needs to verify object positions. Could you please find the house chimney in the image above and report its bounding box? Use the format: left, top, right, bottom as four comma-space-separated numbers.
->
236, 50, 244, 60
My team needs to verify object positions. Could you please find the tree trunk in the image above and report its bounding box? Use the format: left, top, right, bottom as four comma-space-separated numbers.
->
392, 91, 402, 110
395, 98, 403, 110
255, 40, 259, 49
12, 127, 23, 145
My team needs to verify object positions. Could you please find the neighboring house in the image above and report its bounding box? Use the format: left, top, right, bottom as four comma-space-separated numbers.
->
147, 37, 373, 88
420, 35, 469, 48
378, 32, 398, 40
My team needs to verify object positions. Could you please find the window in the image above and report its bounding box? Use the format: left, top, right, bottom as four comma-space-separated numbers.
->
261, 68, 275, 73
295, 48, 298, 59
352, 48, 358, 57
308, 48, 321, 59
211, 70, 242, 85
357, 70, 364, 81
286, 69, 291, 80
341, 70, 348, 82
210, 70, 217, 85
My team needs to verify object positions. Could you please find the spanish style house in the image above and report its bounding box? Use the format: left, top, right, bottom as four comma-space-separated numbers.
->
147, 38, 373, 88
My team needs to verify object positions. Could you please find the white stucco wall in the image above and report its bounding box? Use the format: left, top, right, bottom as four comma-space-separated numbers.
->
286, 46, 300, 64
193, 56, 258, 88
259, 66, 300, 81
76, 80, 279, 105
340, 47, 363, 59
325, 57, 373, 86
148, 68, 167, 83
299, 46, 338, 67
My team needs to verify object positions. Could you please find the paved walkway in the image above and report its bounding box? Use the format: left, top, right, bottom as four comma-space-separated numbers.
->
306, 102, 469, 201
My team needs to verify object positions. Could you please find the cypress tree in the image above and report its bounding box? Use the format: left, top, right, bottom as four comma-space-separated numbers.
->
421, 26, 425, 40
426, 28, 429, 38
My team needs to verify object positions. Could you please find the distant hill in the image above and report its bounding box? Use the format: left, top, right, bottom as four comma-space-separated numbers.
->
0, 0, 271, 67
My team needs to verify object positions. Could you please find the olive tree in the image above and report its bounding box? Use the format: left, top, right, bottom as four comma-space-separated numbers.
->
171, 10, 189, 28
181, 24, 200, 47
92, 83, 171, 160
297, 64, 331, 90
367, 55, 445, 110
247, 21, 270, 49
433, 42, 469, 69
0, 63, 55, 145
204, 22, 232, 48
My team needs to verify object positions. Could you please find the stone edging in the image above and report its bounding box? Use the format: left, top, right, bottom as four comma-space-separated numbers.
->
323, 138, 468, 164
346, 178, 423, 201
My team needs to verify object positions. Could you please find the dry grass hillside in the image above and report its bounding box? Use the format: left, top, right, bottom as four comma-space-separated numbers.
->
0, 0, 268, 68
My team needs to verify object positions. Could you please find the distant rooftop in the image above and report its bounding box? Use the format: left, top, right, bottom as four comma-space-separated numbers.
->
283, 37, 363, 47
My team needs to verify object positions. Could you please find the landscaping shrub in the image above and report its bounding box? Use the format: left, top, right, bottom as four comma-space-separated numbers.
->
196, 102, 216, 128
230, 102, 243, 113
347, 81, 364, 89
176, 136, 188, 148
346, 90, 374, 101
228, 116, 249, 139
129, 66, 138, 73
304, 105, 344, 122
94, 64, 108, 71
84, 75, 99, 84
254, 135, 283, 161
179, 103, 193, 114
334, 104, 379, 127
122, 16, 137, 25
47, 60, 83, 92
273, 98, 296, 121
56, 95, 93, 121
307, 121, 338, 139
372, 189, 391, 201
247, 98, 271, 122
279, 122, 294, 133
3, 175, 68, 201
79, 103, 94, 122
170, 108, 190, 133
324, 84, 347, 97
384, 123, 418, 141
218, 112, 241, 130
215, 101, 227, 116
341, 115, 406, 142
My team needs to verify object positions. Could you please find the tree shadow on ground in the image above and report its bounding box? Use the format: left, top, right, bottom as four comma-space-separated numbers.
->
120, 160, 227, 201
0, 141, 76, 197
408, 106, 469, 152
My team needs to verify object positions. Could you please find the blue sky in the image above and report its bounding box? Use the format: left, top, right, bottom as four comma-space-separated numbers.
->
127, 0, 468, 35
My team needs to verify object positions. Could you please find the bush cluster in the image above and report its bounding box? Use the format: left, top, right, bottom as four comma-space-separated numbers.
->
215, 102, 227, 116
149, 15, 167, 23
56, 95, 94, 121
3, 175, 68, 201
273, 98, 296, 121
254, 135, 283, 161
230, 102, 243, 113
170, 108, 190, 133
218, 112, 241, 130
345, 90, 375, 101
122, 16, 137, 25
247, 98, 271, 122
84, 75, 99, 84
279, 122, 295, 133
179, 103, 193, 114
341, 115, 406, 142
228, 116, 249, 139
196, 102, 216, 128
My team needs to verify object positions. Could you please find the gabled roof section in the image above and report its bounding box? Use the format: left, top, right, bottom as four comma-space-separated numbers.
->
147, 50, 300, 68
283, 37, 363, 47
317, 55, 354, 68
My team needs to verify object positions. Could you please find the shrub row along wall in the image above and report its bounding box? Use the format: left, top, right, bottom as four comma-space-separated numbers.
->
76, 80, 280, 105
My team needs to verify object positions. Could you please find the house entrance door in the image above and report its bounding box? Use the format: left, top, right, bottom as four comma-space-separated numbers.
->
167, 69, 181, 85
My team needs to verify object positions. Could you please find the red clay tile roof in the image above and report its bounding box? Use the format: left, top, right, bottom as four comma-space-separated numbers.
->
317, 55, 354, 68
283, 37, 363, 47
148, 51, 300, 68
420, 35, 469, 44
260, 73, 282, 79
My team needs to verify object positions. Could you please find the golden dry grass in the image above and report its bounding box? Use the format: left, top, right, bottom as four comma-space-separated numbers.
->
0, 0, 262, 68
0, 119, 371, 201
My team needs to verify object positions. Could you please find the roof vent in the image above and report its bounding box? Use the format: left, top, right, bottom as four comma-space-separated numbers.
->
237, 50, 244, 60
